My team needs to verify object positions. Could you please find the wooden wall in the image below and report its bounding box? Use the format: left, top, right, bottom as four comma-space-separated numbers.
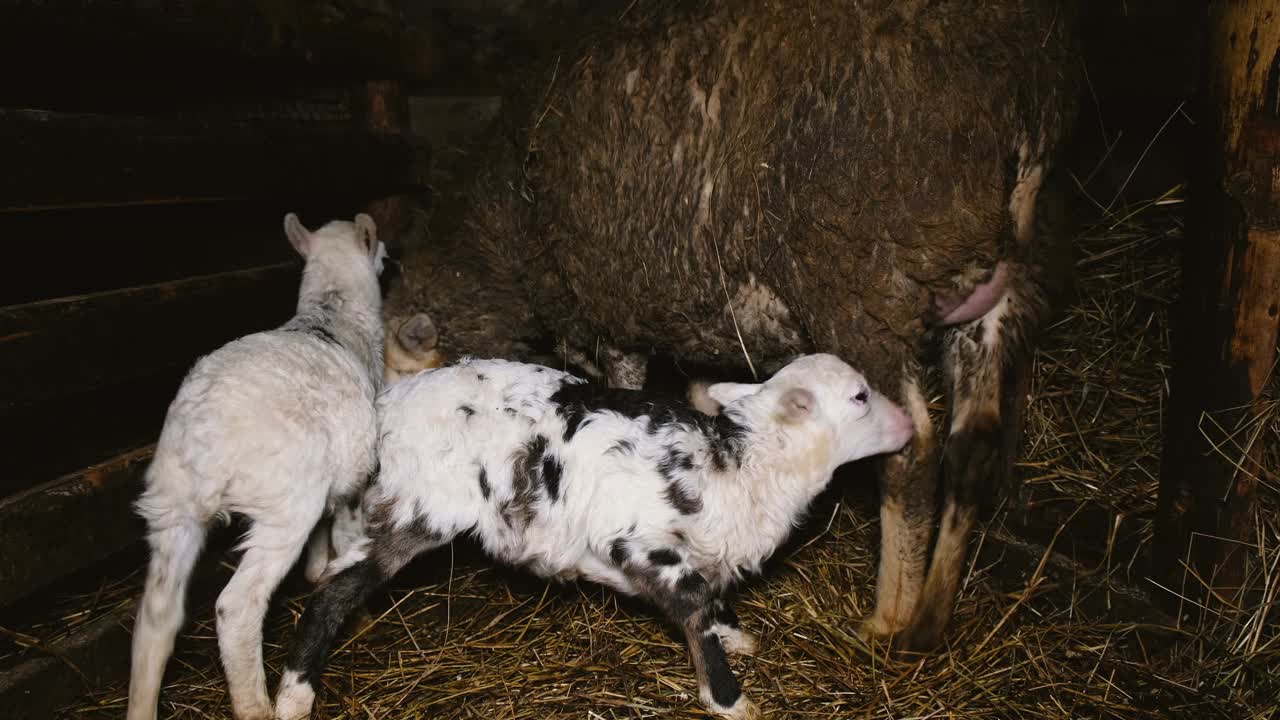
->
0, 0, 433, 613
0, 3, 587, 710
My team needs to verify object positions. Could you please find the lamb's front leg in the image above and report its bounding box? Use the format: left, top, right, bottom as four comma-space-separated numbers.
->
630, 556, 760, 720
709, 597, 757, 656
302, 516, 333, 585
275, 519, 449, 720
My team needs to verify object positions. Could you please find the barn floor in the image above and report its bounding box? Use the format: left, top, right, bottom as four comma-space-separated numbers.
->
6, 106, 1279, 720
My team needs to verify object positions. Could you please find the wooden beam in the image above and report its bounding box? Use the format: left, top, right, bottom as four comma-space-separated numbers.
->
0, 109, 429, 212
1155, 1, 1280, 604
0, 0, 442, 83
0, 205, 307, 307
0, 446, 152, 608
1, 370, 183, 498
0, 263, 300, 407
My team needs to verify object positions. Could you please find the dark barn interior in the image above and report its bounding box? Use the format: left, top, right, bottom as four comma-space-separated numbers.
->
2, 2, 1277, 719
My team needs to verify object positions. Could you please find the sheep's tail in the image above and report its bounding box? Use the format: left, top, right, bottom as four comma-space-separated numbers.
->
127, 474, 208, 720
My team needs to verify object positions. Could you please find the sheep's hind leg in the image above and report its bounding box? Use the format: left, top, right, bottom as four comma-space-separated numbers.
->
898, 287, 1029, 652
328, 494, 366, 561
303, 484, 369, 585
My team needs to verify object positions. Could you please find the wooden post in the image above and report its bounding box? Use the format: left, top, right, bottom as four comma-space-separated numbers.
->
1156, 1, 1280, 605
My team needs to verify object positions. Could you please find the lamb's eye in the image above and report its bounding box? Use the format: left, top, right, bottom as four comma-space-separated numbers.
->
853, 390, 868, 404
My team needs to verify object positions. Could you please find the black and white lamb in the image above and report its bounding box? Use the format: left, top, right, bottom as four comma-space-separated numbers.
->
127, 214, 388, 720
274, 353, 913, 720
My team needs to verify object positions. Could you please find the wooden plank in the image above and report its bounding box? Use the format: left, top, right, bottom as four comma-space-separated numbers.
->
0, 200, 379, 306
0, 109, 429, 212
0, 0, 442, 83
0, 207, 292, 307
0, 263, 300, 407
0, 370, 183, 498
0, 447, 153, 608
1155, 0, 1280, 603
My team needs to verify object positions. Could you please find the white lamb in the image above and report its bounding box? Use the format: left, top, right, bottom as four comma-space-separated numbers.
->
274, 353, 913, 720
126, 213, 388, 720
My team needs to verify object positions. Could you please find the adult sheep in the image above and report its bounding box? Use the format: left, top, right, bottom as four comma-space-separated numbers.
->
387, 0, 1078, 651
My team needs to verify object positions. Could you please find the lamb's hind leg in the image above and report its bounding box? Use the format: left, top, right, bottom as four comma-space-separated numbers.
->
127, 517, 207, 720
860, 372, 938, 642
303, 494, 368, 585
328, 494, 366, 561
217, 515, 320, 720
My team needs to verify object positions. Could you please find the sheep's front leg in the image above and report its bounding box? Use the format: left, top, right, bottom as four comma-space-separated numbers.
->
601, 346, 648, 389
628, 555, 759, 720
560, 343, 648, 389
860, 373, 938, 642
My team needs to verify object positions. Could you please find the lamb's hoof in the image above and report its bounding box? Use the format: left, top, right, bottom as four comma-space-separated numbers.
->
716, 627, 758, 657
708, 695, 762, 720
274, 670, 315, 720
230, 702, 274, 720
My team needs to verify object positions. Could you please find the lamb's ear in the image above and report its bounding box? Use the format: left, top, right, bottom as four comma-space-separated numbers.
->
706, 381, 761, 408
354, 213, 378, 257
778, 387, 815, 423
284, 213, 311, 258
395, 313, 438, 355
